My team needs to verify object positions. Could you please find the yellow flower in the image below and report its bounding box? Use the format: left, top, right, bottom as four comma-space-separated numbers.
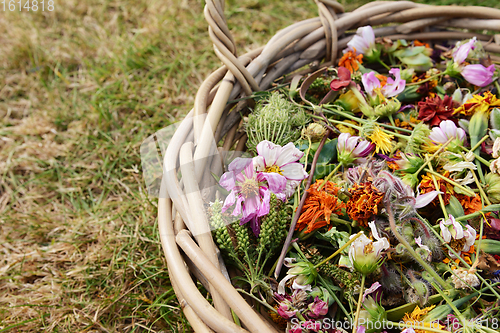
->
336, 120, 359, 136
454, 91, 500, 117
367, 126, 393, 154
403, 305, 445, 333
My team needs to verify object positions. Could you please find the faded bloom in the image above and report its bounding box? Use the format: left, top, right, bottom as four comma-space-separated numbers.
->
418, 95, 455, 126
428, 120, 467, 153
330, 66, 352, 90
452, 37, 476, 65
461, 64, 495, 87
492, 137, 500, 158
337, 132, 375, 165
307, 297, 328, 318
220, 158, 286, 236
348, 222, 390, 275
278, 258, 317, 294
346, 25, 375, 55
302, 123, 326, 142
451, 268, 480, 289
439, 215, 476, 258
490, 158, 500, 173
253, 140, 308, 198
384, 68, 406, 98
415, 236, 432, 261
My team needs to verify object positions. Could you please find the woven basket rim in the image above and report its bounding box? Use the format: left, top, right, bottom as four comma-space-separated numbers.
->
158, 1, 500, 332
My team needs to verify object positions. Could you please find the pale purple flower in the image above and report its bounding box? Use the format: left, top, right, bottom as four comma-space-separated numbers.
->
440, 215, 477, 258
307, 297, 328, 318
401, 329, 416, 333
362, 71, 381, 98
461, 64, 495, 87
429, 120, 467, 146
357, 327, 367, 333
453, 37, 476, 65
219, 158, 286, 236
337, 132, 375, 165
414, 191, 442, 209
253, 141, 308, 198
346, 25, 375, 54
383, 68, 406, 98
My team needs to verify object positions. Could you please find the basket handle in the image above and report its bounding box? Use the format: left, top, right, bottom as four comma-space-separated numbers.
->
203, 0, 345, 95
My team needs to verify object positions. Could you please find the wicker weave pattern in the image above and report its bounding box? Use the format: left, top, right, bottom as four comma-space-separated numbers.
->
158, 1, 500, 332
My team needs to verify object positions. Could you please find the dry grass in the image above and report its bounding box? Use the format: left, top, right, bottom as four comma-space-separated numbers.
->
0, 0, 321, 331
1, 0, 498, 331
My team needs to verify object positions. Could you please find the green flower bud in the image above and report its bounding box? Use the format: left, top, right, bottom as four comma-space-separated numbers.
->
446, 195, 465, 217
374, 98, 401, 118
490, 108, 500, 130
485, 173, 500, 203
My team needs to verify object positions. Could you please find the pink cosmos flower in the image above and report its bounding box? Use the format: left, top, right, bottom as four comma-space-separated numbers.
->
337, 132, 375, 166
453, 37, 476, 65
461, 64, 495, 87
346, 26, 375, 55
428, 120, 467, 153
361, 71, 381, 98
429, 120, 467, 144
440, 215, 476, 258
384, 68, 406, 98
362, 68, 405, 99
219, 158, 286, 236
253, 141, 308, 198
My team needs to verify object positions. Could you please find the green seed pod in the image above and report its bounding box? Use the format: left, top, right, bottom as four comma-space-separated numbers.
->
210, 200, 232, 253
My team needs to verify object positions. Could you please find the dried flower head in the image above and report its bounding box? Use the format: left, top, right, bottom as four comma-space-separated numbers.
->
346, 182, 384, 226
417, 95, 455, 126
338, 48, 363, 73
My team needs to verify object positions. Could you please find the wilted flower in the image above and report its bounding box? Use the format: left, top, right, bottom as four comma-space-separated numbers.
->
384, 68, 406, 98
337, 132, 375, 165
253, 140, 308, 198
274, 293, 297, 319
220, 158, 287, 236
338, 49, 363, 74
415, 236, 432, 261
307, 297, 328, 318
428, 120, 467, 153
439, 215, 476, 258
278, 258, 317, 294
452, 37, 476, 65
330, 66, 353, 90
417, 95, 455, 126
461, 64, 495, 87
454, 91, 500, 117
346, 25, 376, 55
346, 183, 385, 226
348, 222, 390, 275
451, 268, 480, 289
296, 180, 345, 234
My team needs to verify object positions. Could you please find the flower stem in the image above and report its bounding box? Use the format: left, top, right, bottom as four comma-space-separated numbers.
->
386, 203, 451, 289
423, 168, 476, 197
318, 275, 352, 321
414, 137, 454, 176
426, 155, 448, 218
458, 144, 491, 166
236, 288, 276, 312
378, 59, 392, 71
352, 274, 366, 333
329, 119, 362, 130
314, 231, 364, 269
275, 131, 330, 278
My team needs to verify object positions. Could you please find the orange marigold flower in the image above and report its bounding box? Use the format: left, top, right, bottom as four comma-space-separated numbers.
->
456, 193, 482, 215
414, 40, 431, 48
418, 172, 454, 206
338, 48, 363, 73
296, 180, 345, 234
345, 182, 384, 227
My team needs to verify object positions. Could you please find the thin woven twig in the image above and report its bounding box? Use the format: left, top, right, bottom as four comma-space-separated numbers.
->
158, 1, 500, 332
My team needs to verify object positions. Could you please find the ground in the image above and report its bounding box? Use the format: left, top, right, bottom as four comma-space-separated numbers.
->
0, 0, 498, 332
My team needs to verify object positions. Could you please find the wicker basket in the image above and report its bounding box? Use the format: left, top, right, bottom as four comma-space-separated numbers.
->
157, 1, 500, 332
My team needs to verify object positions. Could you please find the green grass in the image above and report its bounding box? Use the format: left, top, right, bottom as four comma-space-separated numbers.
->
1, 0, 499, 332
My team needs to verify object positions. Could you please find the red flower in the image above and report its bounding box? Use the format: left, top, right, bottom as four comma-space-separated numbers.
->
417, 95, 455, 126
330, 66, 352, 91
